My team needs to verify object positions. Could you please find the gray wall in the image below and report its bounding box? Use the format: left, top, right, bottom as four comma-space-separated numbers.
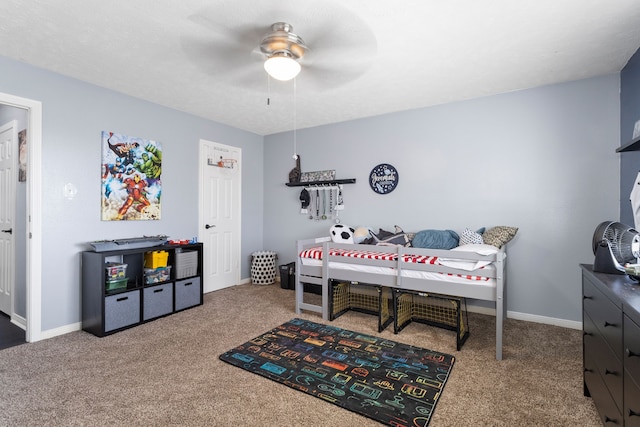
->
0, 55, 265, 332
264, 74, 620, 323
620, 47, 640, 226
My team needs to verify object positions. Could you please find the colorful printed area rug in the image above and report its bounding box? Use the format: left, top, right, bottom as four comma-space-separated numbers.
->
219, 318, 455, 426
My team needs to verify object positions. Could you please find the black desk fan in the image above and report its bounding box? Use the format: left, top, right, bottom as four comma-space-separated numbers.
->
592, 221, 640, 275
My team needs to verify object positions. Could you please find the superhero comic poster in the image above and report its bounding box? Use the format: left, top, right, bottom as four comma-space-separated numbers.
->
101, 131, 162, 221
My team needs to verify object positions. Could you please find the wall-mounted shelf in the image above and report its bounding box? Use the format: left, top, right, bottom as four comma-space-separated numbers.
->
285, 178, 356, 187
616, 136, 640, 152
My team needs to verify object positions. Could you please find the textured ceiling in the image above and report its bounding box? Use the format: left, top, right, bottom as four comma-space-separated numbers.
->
1, 0, 640, 135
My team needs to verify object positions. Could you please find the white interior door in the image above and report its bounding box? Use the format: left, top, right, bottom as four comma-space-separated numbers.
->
0, 120, 17, 315
199, 140, 241, 293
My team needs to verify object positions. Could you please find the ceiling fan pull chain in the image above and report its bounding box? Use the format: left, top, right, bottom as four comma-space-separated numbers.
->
266, 73, 271, 106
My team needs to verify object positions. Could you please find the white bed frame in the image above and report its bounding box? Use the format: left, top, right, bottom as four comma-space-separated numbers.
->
295, 237, 508, 360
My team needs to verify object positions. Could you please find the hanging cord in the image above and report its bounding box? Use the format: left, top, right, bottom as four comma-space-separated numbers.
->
292, 77, 298, 159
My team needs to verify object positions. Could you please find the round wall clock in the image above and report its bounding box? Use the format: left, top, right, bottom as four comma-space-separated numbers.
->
369, 163, 399, 194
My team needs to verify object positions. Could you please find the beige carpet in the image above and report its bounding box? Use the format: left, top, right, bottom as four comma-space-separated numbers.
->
0, 283, 600, 426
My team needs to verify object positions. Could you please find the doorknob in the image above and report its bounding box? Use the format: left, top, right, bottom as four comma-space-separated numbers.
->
1, 228, 11, 234
205, 224, 215, 229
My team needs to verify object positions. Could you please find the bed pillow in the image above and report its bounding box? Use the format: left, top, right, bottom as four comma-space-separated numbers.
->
437, 244, 499, 271
482, 226, 518, 248
412, 229, 459, 249
459, 227, 484, 245
370, 227, 412, 247
353, 227, 372, 244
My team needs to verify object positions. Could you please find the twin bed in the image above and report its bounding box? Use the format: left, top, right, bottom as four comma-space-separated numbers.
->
295, 236, 508, 360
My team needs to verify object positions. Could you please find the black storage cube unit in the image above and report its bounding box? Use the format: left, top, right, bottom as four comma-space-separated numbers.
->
393, 289, 469, 351
81, 242, 204, 337
329, 280, 393, 332
279, 262, 296, 290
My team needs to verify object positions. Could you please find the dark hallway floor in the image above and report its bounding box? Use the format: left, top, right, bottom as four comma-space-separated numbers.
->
0, 312, 26, 350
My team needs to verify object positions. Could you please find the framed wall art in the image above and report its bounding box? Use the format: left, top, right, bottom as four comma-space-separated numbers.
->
101, 131, 162, 221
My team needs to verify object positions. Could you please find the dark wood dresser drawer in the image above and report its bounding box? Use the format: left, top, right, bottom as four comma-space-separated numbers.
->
625, 372, 640, 427
583, 275, 623, 354
625, 314, 640, 381
584, 349, 623, 426
584, 310, 624, 411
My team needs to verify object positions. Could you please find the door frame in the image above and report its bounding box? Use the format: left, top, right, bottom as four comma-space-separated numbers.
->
0, 92, 42, 343
198, 139, 241, 292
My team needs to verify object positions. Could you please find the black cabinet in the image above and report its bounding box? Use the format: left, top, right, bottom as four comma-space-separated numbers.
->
581, 265, 640, 426
82, 243, 203, 337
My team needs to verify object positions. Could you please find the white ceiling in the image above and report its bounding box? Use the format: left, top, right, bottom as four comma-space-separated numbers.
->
1, 0, 640, 136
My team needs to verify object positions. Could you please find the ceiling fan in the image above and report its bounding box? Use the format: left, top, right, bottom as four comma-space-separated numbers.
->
180, 1, 377, 91
259, 22, 308, 81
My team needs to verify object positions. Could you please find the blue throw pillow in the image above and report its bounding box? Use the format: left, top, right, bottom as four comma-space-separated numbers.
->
412, 229, 460, 249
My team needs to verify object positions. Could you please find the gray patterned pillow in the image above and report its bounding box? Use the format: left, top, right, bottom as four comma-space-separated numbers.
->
460, 227, 484, 245
482, 226, 518, 248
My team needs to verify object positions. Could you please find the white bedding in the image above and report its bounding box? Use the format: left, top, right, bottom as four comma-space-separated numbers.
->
300, 256, 497, 287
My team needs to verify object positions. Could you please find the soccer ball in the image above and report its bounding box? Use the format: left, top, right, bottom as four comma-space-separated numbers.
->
330, 224, 355, 244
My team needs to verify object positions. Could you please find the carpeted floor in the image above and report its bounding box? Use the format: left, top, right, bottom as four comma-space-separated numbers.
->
0, 283, 600, 426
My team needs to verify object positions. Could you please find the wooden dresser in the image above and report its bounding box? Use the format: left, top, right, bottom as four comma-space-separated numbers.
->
581, 265, 640, 426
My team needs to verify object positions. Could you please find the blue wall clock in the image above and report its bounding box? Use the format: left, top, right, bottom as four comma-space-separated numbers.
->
369, 163, 399, 194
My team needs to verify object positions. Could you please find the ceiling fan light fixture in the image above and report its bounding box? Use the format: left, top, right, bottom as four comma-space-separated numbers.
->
264, 53, 301, 81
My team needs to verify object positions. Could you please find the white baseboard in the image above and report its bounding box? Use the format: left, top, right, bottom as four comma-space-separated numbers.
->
466, 303, 582, 330
38, 322, 81, 341
11, 313, 27, 330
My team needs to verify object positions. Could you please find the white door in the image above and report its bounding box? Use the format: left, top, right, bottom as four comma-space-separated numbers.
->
0, 120, 17, 315
199, 140, 241, 293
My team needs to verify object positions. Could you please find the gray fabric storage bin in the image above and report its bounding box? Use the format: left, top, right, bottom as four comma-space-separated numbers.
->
143, 282, 174, 320
105, 290, 140, 332
175, 277, 201, 311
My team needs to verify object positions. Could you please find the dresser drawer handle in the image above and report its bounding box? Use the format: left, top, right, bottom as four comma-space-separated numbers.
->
630, 409, 640, 417
153, 288, 163, 293
626, 348, 640, 358
603, 321, 617, 327
584, 367, 593, 373
583, 295, 593, 300
583, 331, 592, 337
604, 415, 619, 424
604, 369, 619, 376
116, 296, 129, 302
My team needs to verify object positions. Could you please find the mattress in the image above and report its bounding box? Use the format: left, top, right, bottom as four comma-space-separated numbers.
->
299, 246, 496, 286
